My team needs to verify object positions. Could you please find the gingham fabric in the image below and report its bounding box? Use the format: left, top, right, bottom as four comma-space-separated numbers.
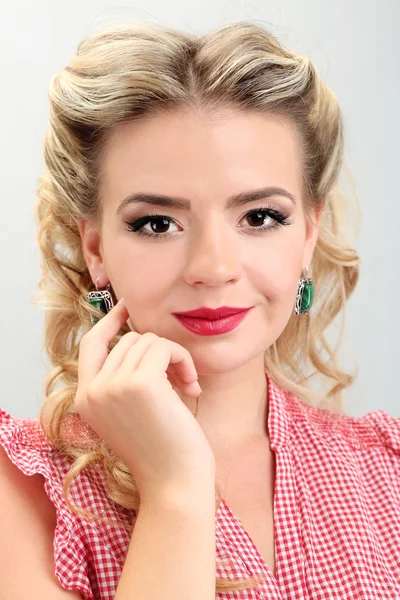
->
1, 373, 399, 599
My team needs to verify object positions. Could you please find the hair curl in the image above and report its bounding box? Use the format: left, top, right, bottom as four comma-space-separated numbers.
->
32, 20, 361, 593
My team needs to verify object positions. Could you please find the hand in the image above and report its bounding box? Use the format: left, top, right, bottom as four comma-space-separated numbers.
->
74, 299, 215, 501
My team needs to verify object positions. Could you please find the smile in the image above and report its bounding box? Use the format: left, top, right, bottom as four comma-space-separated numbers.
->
172, 308, 253, 336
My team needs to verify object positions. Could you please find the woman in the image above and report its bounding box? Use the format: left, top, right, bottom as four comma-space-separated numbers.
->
0, 20, 399, 599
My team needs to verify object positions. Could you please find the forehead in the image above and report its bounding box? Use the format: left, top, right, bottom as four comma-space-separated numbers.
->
100, 108, 303, 206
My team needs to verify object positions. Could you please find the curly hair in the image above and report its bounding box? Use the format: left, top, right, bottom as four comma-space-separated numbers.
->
32, 20, 361, 593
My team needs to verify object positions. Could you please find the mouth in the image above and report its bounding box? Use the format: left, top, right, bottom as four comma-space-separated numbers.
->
172, 306, 253, 320
172, 307, 253, 336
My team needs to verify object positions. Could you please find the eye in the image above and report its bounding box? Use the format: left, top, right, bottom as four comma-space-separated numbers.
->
245, 210, 275, 229
124, 214, 178, 239
125, 206, 292, 240
239, 208, 292, 236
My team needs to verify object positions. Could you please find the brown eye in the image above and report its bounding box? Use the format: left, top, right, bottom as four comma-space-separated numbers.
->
147, 217, 171, 234
246, 210, 272, 228
126, 207, 292, 240
125, 214, 180, 240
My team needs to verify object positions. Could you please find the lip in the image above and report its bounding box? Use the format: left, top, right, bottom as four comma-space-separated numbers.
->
173, 307, 253, 336
173, 305, 253, 320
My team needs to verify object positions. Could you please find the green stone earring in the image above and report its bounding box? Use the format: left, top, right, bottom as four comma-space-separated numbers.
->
87, 278, 114, 326
295, 265, 314, 316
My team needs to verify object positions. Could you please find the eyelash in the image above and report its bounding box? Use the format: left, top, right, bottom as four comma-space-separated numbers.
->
125, 206, 292, 240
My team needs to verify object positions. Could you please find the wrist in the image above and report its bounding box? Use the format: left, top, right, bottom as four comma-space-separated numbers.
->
139, 474, 216, 510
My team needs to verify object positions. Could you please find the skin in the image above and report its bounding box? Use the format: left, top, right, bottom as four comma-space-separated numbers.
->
78, 106, 323, 459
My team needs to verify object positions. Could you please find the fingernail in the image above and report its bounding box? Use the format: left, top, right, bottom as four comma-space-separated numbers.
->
117, 297, 125, 306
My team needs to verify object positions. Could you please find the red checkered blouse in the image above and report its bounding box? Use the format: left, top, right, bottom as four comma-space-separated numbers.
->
1, 373, 399, 599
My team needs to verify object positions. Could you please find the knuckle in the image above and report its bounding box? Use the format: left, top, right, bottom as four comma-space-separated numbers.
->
105, 376, 138, 401
87, 376, 138, 405
130, 373, 150, 394
140, 331, 159, 342
86, 379, 103, 403
123, 331, 140, 342
108, 378, 131, 398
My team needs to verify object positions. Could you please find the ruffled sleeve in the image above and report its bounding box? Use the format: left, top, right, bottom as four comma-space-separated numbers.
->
0, 407, 96, 600
363, 409, 400, 454
362, 409, 400, 495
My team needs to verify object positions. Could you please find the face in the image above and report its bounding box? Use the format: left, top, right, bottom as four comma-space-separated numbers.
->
79, 107, 322, 374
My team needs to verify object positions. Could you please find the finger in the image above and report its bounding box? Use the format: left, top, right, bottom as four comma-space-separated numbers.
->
78, 299, 129, 389
100, 331, 141, 378
165, 364, 185, 392
118, 335, 202, 397
136, 338, 200, 387
116, 333, 160, 379
167, 371, 180, 388
166, 362, 179, 380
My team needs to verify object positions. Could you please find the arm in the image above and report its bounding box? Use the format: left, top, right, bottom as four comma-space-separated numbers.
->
114, 481, 216, 600
0, 445, 83, 599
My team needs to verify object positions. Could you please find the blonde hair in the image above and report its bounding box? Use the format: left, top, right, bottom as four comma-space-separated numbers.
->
33, 20, 360, 593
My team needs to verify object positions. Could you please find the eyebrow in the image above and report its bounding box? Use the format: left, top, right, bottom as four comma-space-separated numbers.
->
116, 186, 296, 215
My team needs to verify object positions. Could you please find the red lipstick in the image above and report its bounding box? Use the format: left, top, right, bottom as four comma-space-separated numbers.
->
172, 306, 253, 336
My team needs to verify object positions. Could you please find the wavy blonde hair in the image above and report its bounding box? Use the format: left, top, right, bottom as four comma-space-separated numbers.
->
32, 20, 361, 594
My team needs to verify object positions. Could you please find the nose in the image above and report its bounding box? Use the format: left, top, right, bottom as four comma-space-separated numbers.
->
182, 218, 242, 287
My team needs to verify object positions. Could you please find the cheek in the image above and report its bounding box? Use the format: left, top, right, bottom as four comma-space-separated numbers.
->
245, 235, 304, 302
106, 235, 177, 287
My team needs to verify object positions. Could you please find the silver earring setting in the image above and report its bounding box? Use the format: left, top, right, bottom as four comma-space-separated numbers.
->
295, 265, 314, 316
87, 278, 114, 326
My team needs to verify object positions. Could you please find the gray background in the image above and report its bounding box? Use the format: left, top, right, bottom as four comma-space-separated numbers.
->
0, 1, 398, 418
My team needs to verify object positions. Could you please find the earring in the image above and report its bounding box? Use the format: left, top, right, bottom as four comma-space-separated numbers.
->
295, 265, 314, 316
87, 277, 114, 326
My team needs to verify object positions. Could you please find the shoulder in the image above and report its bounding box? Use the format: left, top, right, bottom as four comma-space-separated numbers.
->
285, 393, 400, 453
0, 407, 98, 597
0, 440, 56, 523
0, 406, 135, 599
0, 442, 84, 598
280, 394, 400, 505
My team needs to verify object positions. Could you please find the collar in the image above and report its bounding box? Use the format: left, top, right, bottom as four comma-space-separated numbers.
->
266, 371, 295, 452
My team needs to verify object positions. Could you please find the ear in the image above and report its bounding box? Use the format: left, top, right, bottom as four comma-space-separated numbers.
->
302, 204, 324, 268
77, 219, 107, 285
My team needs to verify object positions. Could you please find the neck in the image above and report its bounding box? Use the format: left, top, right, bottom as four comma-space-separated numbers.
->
183, 355, 269, 453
